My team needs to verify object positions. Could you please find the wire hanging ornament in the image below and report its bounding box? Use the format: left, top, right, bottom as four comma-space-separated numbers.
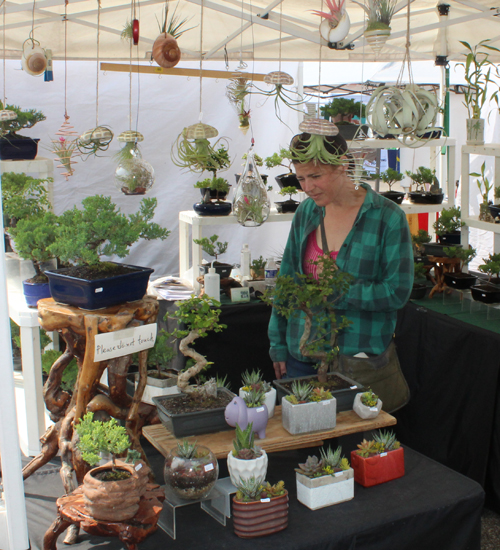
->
51, 2, 80, 180
0, 1, 16, 125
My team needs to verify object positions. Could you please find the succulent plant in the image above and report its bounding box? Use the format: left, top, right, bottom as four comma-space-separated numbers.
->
232, 423, 262, 460
243, 387, 266, 408
295, 455, 324, 478
296, 447, 350, 478
176, 440, 198, 459
356, 439, 378, 458
360, 388, 379, 407
309, 387, 333, 402
285, 380, 313, 404
372, 430, 400, 452
234, 476, 264, 502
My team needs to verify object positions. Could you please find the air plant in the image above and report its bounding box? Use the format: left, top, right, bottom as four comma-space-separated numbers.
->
116, 131, 144, 163
289, 119, 346, 166
226, 73, 252, 134
156, 1, 195, 39
352, 0, 397, 31
311, 0, 345, 24
52, 136, 78, 179
77, 125, 114, 158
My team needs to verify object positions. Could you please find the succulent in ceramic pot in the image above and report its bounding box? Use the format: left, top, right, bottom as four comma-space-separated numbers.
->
227, 422, 268, 487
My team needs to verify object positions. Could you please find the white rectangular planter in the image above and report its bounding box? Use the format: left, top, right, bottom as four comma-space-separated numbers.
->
296, 469, 354, 510
281, 397, 336, 434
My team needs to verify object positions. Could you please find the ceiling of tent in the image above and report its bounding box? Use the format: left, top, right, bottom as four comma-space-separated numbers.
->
3, 0, 500, 63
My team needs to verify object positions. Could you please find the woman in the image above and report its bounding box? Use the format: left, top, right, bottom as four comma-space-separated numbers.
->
268, 131, 414, 412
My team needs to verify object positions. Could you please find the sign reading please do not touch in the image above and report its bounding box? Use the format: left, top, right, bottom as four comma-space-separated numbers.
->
94, 324, 158, 362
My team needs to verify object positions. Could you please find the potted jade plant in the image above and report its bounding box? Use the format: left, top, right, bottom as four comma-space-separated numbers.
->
0, 101, 46, 160
472, 161, 494, 222
226, 423, 268, 487
406, 166, 444, 205
264, 148, 301, 190
295, 446, 353, 510
433, 206, 464, 245
193, 176, 232, 216
153, 294, 235, 437
163, 440, 219, 500
443, 246, 477, 290
225, 391, 269, 439
275, 186, 300, 213
353, 387, 382, 419
193, 234, 232, 279
350, 429, 404, 487
471, 253, 500, 303
232, 478, 288, 538
320, 97, 368, 140
75, 411, 150, 522
239, 368, 277, 418
44, 195, 170, 310
353, 0, 397, 52
379, 168, 405, 204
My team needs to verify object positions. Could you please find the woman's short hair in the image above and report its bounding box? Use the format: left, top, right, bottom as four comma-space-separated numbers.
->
290, 132, 348, 164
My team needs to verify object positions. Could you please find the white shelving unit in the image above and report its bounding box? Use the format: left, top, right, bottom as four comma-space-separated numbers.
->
460, 144, 500, 253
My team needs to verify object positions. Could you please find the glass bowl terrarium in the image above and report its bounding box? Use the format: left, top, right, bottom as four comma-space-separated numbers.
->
164, 441, 219, 500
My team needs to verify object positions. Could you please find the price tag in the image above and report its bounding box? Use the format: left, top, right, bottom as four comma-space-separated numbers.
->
95, 287, 103, 293
380, 452, 388, 457
135, 463, 143, 471
204, 463, 214, 472
350, 385, 357, 390
369, 407, 378, 412
322, 399, 331, 405
334, 471, 344, 477
256, 407, 265, 412
260, 498, 270, 503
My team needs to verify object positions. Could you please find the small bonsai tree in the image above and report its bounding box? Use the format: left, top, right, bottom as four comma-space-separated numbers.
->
320, 98, 366, 124
263, 255, 353, 383
380, 167, 403, 192
194, 177, 230, 203
250, 256, 266, 279
471, 161, 494, 222
433, 206, 465, 235
164, 294, 226, 393
405, 166, 439, 193
146, 329, 176, 379
264, 148, 294, 174
48, 195, 170, 270
193, 234, 228, 265
411, 229, 431, 256
444, 245, 477, 272
0, 101, 46, 139
478, 253, 500, 283
413, 261, 428, 282
278, 186, 299, 203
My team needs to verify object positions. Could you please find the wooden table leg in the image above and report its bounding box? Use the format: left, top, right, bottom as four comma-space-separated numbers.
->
43, 514, 72, 550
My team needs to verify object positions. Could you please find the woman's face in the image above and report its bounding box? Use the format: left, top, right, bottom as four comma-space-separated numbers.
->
294, 162, 344, 206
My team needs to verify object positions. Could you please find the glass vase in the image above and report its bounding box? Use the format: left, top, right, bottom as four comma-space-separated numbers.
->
233, 147, 270, 227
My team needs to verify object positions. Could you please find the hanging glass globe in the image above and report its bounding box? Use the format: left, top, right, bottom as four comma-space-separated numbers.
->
115, 157, 155, 195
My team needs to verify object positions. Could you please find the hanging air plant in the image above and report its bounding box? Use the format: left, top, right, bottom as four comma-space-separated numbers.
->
352, 0, 397, 52
152, 2, 193, 68
311, 0, 350, 44
77, 126, 114, 158
172, 122, 230, 175
226, 73, 252, 134
51, 116, 79, 180
114, 131, 154, 195
289, 119, 346, 165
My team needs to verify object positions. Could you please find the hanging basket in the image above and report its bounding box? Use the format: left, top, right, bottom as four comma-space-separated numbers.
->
118, 130, 144, 143
364, 28, 391, 53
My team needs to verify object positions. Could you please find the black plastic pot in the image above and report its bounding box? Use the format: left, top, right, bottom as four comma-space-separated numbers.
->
0, 136, 40, 160
408, 192, 444, 205
273, 372, 363, 412
275, 200, 299, 213
199, 261, 233, 279
193, 201, 232, 216
153, 387, 236, 437
423, 242, 462, 257
410, 283, 427, 300
489, 205, 500, 220
380, 191, 405, 205
198, 187, 230, 202
444, 273, 477, 290
275, 173, 302, 190
471, 283, 500, 304
44, 262, 154, 310
437, 232, 461, 245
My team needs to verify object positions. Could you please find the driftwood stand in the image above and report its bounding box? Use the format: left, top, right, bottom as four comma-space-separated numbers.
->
24, 296, 160, 544
427, 256, 461, 298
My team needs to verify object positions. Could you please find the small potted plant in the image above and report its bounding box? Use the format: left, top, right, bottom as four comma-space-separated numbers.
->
281, 380, 337, 435
74, 412, 150, 522
443, 246, 477, 290
406, 166, 444, 205
239, 368, 277, 418
350, 429, 404, 487
163, 440, 218, 500
295, 446, 353, 510
275, 186, 300, 214
352, 0, 397, 52
471, 253, 500, 303
489, 185, 500, 220
250, 256, 266, 280
433, 206, 464, 244
379, 168, 405, 204
353, 387, 382, 419
193, 176, 232, 216
0, 101, 46, 160
412, 229, 431, 261
320, 97, 368, 140
232, 478, 288, 538
225, 390, 269, 439
45, 195, 170, 310
193, 234, 232, 278
471, 161, 494, 222
226, 423, 268, 487
410, 262, 428, 300
264, 148, 301, 190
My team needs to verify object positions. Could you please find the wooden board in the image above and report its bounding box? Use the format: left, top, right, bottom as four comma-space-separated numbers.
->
142, 407, 396, 459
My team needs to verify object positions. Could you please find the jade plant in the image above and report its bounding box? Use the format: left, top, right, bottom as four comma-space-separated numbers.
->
444, 246, 476, 272
433, 206, 465, 236
193, 234, 228, 265
48, 195, 170, 272
0, 101, 46, 139
234, 478, 286, 502
295, 446, 350, 478
263, 254, 352, 383
320, 98, 366, 124
380, 167, 403, 192
264, 148, 294, 174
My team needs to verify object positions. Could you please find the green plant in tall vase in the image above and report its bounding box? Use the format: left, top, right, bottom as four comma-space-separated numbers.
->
470, 161, 494, 222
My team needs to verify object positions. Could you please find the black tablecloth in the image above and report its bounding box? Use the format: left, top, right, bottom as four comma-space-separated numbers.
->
24, 442, 483, 550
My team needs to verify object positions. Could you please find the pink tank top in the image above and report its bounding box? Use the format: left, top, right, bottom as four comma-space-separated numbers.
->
303, 230, 338, 279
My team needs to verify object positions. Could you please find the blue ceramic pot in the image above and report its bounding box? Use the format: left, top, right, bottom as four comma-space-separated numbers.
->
23, 280, 51, 308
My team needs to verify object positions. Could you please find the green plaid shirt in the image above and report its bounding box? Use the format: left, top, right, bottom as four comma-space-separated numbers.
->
268, 183, 414, 361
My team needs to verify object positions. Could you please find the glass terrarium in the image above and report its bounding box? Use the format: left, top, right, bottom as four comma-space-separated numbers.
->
115, 156, 155, 196
164, 443, 219, 500
232, 147, 270, 227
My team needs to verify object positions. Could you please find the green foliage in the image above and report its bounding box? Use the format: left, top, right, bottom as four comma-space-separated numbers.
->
0, 101, 46, 137
320, 98, 366, 120
2, 172, 52, 227
147, 329, 175, 376
309, 387, 333, 402
241, 369, 271, 393
356, 429, 400, 457
234, 478, 286, 502
286, 380, 313, 404
172, 135, 231, 175
232, 422, 261, 459
444, 245, 476, 272
296, 446, 349, 478
360, 388, 379, 407
243, 387, 265, 407
264, 148, 293, 172
405, 166, 438, 191
289, 134, 345, 166
48, 195, 169, 266
41, 349, 78, 392
242, 152, 263, 167
194, 176, 229, 195
262, 255, 353, 380
193, 234, 228, 261
478, 253, 500, 283
156, 1, 194, 38
166, 295, 226, 340
75, 412, 130, 468
176, 439, 198, 458
470, 161, 492, 204
433, 206, 464, 235
353, 0, 397, 31
125, 449, 142, 464
413, 262, 427, 281
380, 168, 403, 191
10, 212, 58, 279
251, 256, 266, 271
278, 186, 299, 200
412, 229, 431, 246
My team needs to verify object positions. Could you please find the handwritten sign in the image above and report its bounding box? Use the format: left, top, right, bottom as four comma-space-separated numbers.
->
94, 324, 158, 362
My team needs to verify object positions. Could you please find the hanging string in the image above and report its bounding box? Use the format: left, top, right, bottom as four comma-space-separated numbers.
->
31, 0, 36, 43
199, 0, 204, 120
317, 0, 324, 115
397, 0, 413, 86
64, 0, 68, 118
129, 0, 132, 129
3, 0, 6, 106
278, 1, 282, 74
134, 0, 141, 133
95, 0, 100, 126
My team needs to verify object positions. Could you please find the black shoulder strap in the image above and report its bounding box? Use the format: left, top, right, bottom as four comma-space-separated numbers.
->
319, 210, 329, 255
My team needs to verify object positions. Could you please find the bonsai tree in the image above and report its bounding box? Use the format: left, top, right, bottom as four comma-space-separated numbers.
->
263, 255, 353, 383
433, 206, 465, 236
444, 245, 477, 272
164, 294, 226, 393
405, 166, 440, 193
411, 229, 431, 256
48, 195, 170, 272
494, 185, 500, 205
0, 101, 46, 139
471, 161, 494, 221
413, 261, 428, 282
380, 167, 403, 192
193, 234, 228, 266
264, 148, 294, 174
194, 177, 230, 204
10, 211, 58, 283
478, 253, 500, 283
278, 186, 299, 203
146, 329, 176, 379
320, 97, 365, 124
250, 256, 266, 280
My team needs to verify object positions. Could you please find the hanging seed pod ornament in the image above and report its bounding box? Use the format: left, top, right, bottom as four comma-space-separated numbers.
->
77, 126, 113, 158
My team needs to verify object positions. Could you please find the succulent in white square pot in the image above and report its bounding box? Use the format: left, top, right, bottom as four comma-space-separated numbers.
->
295, 446, 354, 510
353, 388, 382, 420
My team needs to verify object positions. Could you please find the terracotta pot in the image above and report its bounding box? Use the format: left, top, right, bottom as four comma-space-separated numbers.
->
232, 491, 288, 538
82, 460, 150, 521
350, 447, 404, 487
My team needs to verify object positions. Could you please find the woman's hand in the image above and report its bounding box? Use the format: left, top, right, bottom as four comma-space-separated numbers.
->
273, 361, 287, 379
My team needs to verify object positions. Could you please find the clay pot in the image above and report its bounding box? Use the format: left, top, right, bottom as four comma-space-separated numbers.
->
152, 33, 181, 68
232, 491, 288, 538
82, 460, 150, 521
